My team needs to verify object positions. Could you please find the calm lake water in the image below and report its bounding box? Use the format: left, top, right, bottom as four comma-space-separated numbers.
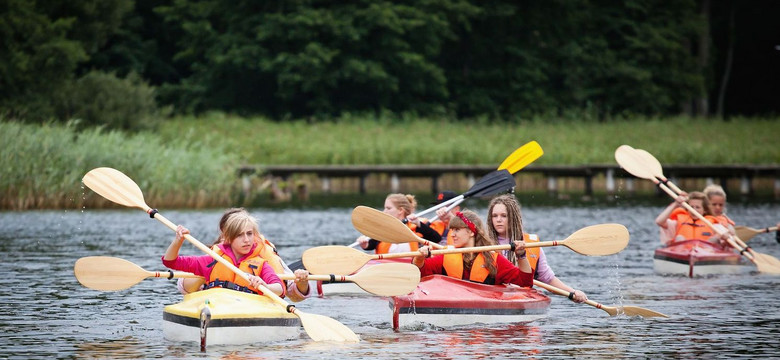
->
1, 199, 779, 359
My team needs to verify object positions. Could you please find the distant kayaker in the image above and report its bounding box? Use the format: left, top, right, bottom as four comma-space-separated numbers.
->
357, 193, 442, 253
163, 210, 287, 297
655, 191, 730, 246
486, 194, 589, 303
704, 184, 780, 244
412, 209, 533, 287
429, 190, 460, 245
175, 208, 314, 301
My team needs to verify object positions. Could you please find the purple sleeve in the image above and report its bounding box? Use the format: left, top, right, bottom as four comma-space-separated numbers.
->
534, 249, 556, 284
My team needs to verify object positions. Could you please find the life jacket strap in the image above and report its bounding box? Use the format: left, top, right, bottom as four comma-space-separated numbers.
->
204, 280, 254, 294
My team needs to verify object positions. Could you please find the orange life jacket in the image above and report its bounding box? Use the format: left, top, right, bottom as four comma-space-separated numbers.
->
671, 212, 720, 241
716, 214, 735, 226
523, 233, 541, 274
375, 223, 421, 254
429, 220, 454, 245
207, 243, 269, 295
443, 252, 499, 284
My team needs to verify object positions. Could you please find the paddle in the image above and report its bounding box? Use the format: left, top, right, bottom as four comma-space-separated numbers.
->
414, 169, 517, 219
303, 223, 630, 275
82, 167, 360, 342
74, 256, 420, 297
735, 226, 779, 242
532, 280, 669, 318
498, 140, 544, 175
351, 206, 446, 249
74, 256, 201, 291
614, 146, 780, 274
416, 141, 542, 218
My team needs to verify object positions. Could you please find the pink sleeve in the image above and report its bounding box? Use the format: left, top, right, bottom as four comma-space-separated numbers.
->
259, 262, 286, 298
533, 249, 556, 284
162, 255, 214, 277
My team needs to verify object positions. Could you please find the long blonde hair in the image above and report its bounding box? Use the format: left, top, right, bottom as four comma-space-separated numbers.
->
486, 194, 524, 265
221, 210, 260, 245
448, 209, 497, 277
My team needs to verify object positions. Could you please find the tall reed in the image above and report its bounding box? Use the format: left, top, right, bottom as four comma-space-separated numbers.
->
0, 121, 238, 210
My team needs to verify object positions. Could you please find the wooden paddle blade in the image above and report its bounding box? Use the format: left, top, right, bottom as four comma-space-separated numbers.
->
753, 253, 780, 274
351, 206, 444, 249
620, 306, 670, 318
351, 263, 420, 297
735, 226, 778, 242
614, 145, 655, 180
74, 256, 149, 291
462, 169, 516, 198
297, 312, 360, 342
560, 223, 630, 256
82, 167, 150, 211
498, 141, 544, 174
632, 148, 665, 179
302, 245, 371, 275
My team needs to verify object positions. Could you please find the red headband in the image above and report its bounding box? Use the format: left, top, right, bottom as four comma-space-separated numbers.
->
455, 211, 477, 234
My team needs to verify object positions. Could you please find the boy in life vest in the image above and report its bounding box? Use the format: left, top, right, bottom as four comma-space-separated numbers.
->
486, 194, 588, 303
357, 193, 441, 254
163, 211, 285, 297
411, 209, 533, 287
656, 191, 730, 247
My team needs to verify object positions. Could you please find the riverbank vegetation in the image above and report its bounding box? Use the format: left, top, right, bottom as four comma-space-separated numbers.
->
2, 116, 777, 210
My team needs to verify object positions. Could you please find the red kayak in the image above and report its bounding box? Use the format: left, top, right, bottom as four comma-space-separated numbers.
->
653, 239, 749, 277
390, 275, 550, 330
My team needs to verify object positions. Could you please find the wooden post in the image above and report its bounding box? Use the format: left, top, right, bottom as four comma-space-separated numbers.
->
605, 168, 615, 195
547, 175, 557, 195
322, 177, 331, 193
391, 173, 400, 193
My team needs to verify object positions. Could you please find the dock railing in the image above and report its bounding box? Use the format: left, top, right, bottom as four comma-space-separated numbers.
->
238, 164, 780, 199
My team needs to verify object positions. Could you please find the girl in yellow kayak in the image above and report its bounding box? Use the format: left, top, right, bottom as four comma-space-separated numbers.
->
164, 209, 309, 298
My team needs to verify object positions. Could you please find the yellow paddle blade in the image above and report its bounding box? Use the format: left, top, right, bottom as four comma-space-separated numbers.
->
735, 226, 778, 242
298, 312, 360, 342
351, 263, 420, 297
498, 141, 544, 174
74, 256, 149, 291
302, 246, 371, 275
83, 167, 150, 211
560, 223, 630, 256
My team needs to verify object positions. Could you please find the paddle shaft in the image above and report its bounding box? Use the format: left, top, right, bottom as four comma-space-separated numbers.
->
533, 280, 602, 309
368, 241, 568, 260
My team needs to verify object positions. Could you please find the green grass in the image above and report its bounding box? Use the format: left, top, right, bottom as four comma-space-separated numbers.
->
158, 113, 780, 165
3, 115, 778, 210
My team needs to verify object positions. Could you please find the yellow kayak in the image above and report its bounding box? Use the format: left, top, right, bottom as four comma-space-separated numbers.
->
163, 288, 300, 346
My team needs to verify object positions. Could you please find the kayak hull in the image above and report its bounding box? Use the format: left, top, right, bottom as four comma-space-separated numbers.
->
653, 239, 749, 277
390, 275, 549, 330
163, 288, 300, 345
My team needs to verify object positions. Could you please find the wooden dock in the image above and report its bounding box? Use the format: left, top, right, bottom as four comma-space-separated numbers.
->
238, 164, 780, 199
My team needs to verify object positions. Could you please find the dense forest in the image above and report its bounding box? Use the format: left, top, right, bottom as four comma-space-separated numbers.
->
2, 0, 778, 129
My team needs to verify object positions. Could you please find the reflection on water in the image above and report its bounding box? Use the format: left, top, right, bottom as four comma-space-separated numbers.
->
0, 203, 779, 359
